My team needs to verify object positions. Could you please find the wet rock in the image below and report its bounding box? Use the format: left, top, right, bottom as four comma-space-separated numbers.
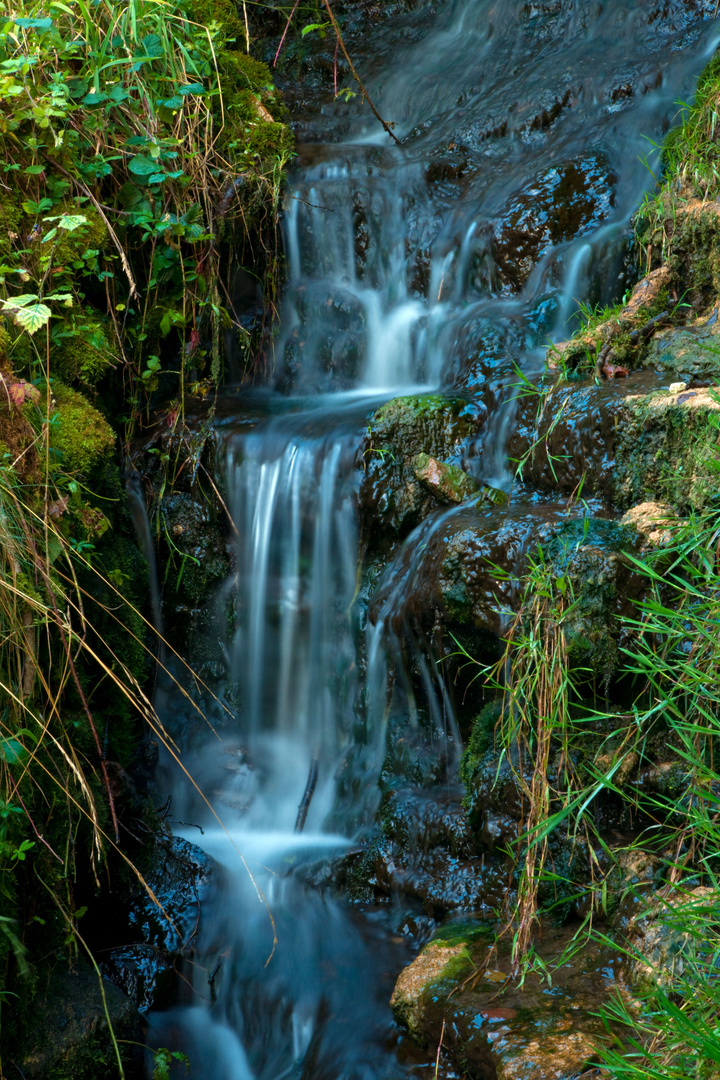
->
390, 920, 624, 1080
369, 501, 567, 640
391, 938, 477, 1039
626, 886, 716, 988
103, 835, 214, 1012
19, 963, 143, 1080
360, 394, 486, 542
664, 199, 720, 313
339, 788, 507, 916
545, 517, 645, 680
494, 154, 616, 293
645, 319, 720, 379
507, 372, 720, 511
623, 264, 672, 321
413, 452, 479, 503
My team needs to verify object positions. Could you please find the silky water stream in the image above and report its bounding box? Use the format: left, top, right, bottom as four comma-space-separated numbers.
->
147, 3, 719, 1076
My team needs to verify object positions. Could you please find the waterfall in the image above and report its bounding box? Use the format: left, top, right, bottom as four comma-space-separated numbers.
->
146, 2, 720, 1075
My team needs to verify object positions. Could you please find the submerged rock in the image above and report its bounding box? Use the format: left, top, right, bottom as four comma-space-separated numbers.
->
390, 920, 624, 1080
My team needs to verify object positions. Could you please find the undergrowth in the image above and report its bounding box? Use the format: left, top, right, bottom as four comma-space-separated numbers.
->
458, 501, 720, 1074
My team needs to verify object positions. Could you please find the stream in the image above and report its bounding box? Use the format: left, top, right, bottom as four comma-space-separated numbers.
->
145, 2, 719, 1077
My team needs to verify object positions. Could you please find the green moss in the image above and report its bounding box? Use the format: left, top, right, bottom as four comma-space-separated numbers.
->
615, 391, 720, 511
188, 0, 246, 43
431, 919, 494, 949
52, 205, 108, 270
369, 394, 481, 460
0, 183, 21, 260
48, 382, 115, 476
460, 700, 503, 825
0, 323, 11, 359
52, 319, 116, 387
413, 451, 478, 504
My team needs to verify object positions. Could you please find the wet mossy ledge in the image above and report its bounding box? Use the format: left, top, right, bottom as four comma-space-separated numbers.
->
0, 0, 292, 1072
373, 50, 720, 1080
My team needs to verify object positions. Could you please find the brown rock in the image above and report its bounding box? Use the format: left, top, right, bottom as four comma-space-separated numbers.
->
620, 501, 679, 547
390, 941, 469, 1038
623, 265, 672, 322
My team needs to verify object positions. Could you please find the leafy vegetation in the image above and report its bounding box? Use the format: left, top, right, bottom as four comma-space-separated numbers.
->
0, 0, 292, 425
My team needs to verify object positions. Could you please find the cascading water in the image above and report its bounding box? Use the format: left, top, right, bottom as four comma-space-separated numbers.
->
147, 2, 719, 1076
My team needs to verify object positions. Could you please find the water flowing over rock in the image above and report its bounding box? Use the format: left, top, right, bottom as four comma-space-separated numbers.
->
140, 2, 720, 1076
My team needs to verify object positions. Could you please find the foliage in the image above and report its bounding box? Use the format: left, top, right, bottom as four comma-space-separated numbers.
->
457, 500, 720, 1072
0, 0, 293, 428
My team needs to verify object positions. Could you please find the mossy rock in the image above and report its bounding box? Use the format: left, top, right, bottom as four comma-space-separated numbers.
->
17, 963, 142, 1080
48, 382, 116, 476
368, 393, 484, 460
187, 0, 246, 44
52, 205, 108, 270
645, 320, 720, 380
615, 386, 720, 512
413, 452, 478, 503
52, 319, 117, 387
360, 393, 486, 542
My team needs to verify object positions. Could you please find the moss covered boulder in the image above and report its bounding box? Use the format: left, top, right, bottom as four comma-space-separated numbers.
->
644, 320, 720, 380
18, 963, 142, 1080
360, 393, 486, 544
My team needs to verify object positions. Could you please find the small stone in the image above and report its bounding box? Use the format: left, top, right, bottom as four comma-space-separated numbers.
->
413, 452, 478, 503
391, 941, 469, 1038
668, 381, 687, 395
620, 501, 679, 547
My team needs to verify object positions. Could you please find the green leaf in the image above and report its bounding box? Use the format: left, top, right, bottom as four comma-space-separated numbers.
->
160, 95, 184, 109
302, 21, 330, 36
0, 737, 28, 765
43, 214, 88, 232
82, 91, 109, 105
22, 198, 52, 215
14, 17, 52, 28
24, 164, 45, 175
179, 82, 205, 96
148, 172, 166, 184
128, 154, 158, 176
0, 298, 52, 335
142, 33, 164, 57
108, 85, 130, 103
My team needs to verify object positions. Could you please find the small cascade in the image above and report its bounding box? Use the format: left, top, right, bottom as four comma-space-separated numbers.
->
146, 1, 720, 1076
226, 426, 359, 756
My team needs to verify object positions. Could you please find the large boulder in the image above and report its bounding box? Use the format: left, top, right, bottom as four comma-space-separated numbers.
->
18, 964, 143, 1080
507, 373, 720, 512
